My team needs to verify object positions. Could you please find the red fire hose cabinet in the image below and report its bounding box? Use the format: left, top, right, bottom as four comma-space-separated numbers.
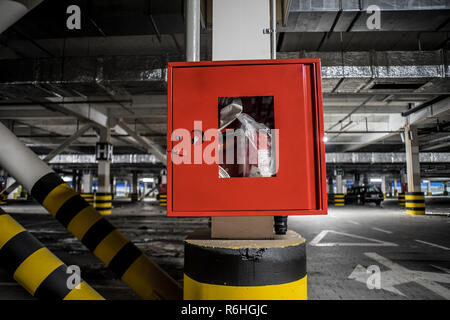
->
167, 59, 327, 217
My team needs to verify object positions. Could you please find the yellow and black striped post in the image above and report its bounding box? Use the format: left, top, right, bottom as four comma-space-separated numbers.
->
405, 192, 425, 215
130, 193, 139, 202
334, 194, 345, 206
94, 193, 112, 215
184, 229, 307, 300
159, 193, 167, 206
30, 172, 182, 300
0, 193, 6, 205
80, 193, 94, 206
0, 208, 104, 300
398, 193, 405, 206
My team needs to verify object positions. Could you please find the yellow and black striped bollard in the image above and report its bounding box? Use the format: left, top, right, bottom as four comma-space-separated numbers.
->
405, 192, 425, 215
184, 230, 307, 300
94, 193, 112, 215
80, 193, 94, 206
334, 194, 345, 206
398, 193, 405, 206
0, 208, 103, 300
0, 193, 6, 205
30, 172, 182, 300
159, 193, 167, 206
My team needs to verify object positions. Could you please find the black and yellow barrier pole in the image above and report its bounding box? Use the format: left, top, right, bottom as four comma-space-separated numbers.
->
0, 193, 6, 205
334, 194, 345, 206
0, 208, 104, 300
184, 229, 307, 300
159, 193, 167, 206
405, 192, 425, 215
94, 192, 112, 215
31, 172, 182, 299
80, 193, 94, 206
398, 193, 405, 206
0, 122, 182, 300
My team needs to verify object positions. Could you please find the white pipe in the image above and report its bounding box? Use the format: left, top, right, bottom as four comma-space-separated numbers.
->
271, 0, 276, 59
0, 121, 52, 191
185, 0, 200, 62
0, 0, 43, 34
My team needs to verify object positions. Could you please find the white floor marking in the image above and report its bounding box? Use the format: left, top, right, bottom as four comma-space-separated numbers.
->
309, 230, 397, 247
371, 227, 393, 234
349, 252, 450, 299
348, 220, 360, 225
415, 240, 450, 250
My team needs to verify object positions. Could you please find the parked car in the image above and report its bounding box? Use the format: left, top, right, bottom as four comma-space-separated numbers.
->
345, 185, 384, 205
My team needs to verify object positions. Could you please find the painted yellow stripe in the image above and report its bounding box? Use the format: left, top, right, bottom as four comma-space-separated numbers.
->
94, 230, 129, 265
95, 196, 112, 200
335, 204, 345, 206
405, 202, 425, 208
13, 248, 63, 295
184, 274, 307, 300
0, 214, 26, 249
94, 202, 112, 208
67, 206, 102, 240
63, 281, 104, 300
42, 184, 78, 217
122, 254, 181, 300
405, 195, 424, 200
159, 195, 167, 198
406, 210, 425, 215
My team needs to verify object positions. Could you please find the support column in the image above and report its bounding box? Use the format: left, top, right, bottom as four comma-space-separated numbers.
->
426, 181, 432, 196
184, 0, 306, 300
334, 172, 345, 206
381, 176, 386, 198
443, 181, 448, 196
131, 171, 139, 202
404, 125, 425, 215
393, 179, 398, 196
94, 128, 112, 215
80, 170, 94, 205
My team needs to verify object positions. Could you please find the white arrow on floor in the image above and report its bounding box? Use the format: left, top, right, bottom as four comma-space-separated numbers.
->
348, 252, 450, 299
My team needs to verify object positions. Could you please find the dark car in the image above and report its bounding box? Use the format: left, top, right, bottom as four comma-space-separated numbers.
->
345, 185, 384, 205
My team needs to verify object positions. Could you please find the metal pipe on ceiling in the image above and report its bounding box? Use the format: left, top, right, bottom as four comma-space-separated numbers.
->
401, 95, 450, 117
185, 0, 200, 62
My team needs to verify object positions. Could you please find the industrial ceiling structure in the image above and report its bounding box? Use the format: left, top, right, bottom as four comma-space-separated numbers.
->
0, 0, 449, 179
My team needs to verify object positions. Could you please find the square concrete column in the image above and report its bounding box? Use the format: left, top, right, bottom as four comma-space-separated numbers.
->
97, 128, 111, 193
336, 174, 343, 194
381, 176, 386, 196
405, 126, 421, 192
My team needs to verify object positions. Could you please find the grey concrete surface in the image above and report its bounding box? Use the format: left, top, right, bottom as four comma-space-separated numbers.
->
0, 197, 449, 300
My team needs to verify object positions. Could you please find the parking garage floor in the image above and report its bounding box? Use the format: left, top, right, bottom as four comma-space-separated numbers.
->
0, 198, 449, 300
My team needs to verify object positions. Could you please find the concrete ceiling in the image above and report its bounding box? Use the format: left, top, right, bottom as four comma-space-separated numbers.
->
0, 0, 449, 176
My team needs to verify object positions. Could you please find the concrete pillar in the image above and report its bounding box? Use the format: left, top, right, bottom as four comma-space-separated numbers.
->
405, 126, 421, 192
426, 181, 432, 196
362, 174, 369, 186
394, 179, 398, 195
95, 128, 112, 215
336, 174, 343, 194
381, 176, 386, 198
81, 170, 93, 194
131, 171, 139, 202
342, 179, 347, 194
97, 128, 111, 193
404, 125, 425, 215
443, 181, 448, 196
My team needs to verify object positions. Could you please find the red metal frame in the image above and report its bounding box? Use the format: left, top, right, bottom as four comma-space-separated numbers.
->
167, 59, 327, 217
